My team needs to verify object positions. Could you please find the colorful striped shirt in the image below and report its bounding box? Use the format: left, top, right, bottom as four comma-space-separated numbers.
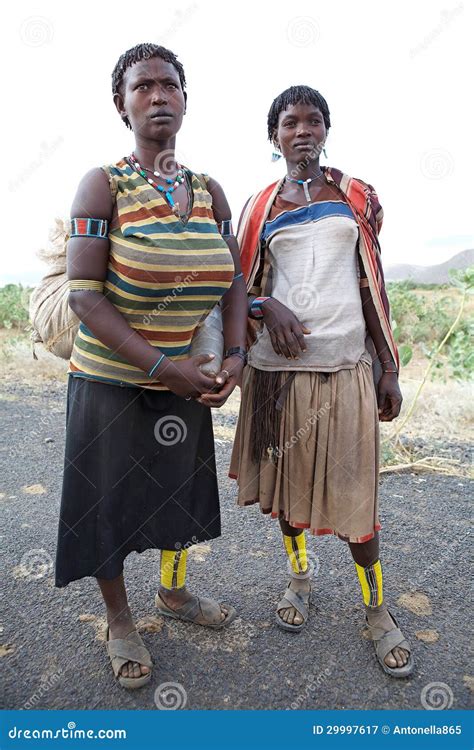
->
69, 159, 235, 389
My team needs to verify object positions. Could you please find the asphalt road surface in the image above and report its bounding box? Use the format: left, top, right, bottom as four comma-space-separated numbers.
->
1, 381, 472, 711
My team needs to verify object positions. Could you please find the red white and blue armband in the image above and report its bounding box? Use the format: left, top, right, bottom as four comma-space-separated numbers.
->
249, 296, 271, 319
70, 218, 108, 239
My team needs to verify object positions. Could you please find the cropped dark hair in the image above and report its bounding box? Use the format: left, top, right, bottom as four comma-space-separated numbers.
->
267, 85, 331, 142
112, 43, 187, 128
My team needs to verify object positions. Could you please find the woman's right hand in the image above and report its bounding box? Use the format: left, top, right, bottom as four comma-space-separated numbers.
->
157, 354, 218, 398
261, 298, 311, 359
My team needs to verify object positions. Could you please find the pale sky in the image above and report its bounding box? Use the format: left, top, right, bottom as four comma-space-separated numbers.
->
2, 0, 473, 285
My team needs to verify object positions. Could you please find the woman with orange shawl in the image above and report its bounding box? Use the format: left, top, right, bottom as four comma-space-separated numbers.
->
229, 86, 414, 678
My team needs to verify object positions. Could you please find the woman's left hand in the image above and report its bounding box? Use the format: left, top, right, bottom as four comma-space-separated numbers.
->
196, 355, 245, 407
377, 372, 403, 421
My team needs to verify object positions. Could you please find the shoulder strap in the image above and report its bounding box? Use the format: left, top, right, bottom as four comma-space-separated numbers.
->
100, 165, 118, 202
188, 170, 210, 196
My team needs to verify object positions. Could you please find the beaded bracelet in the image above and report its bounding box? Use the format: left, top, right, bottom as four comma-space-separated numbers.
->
148, 353, 165, 378
249, 296, 271, 319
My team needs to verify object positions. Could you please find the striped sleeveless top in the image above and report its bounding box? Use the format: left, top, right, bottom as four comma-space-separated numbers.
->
69, 158, 235, 390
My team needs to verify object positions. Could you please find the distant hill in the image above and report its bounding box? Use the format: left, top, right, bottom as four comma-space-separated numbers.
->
385, 249, 473, 284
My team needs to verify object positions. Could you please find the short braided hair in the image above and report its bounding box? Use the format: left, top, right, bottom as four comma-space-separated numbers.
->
112, 43, 187, 129
267, 85, 330, 142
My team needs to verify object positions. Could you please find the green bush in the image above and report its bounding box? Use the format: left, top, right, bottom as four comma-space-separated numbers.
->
387, 272, 473, 381
0, 284, 32, 329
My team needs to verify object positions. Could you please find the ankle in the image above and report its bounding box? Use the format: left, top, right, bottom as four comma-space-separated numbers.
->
106, 606, 133, 628
159, 584, 187, 598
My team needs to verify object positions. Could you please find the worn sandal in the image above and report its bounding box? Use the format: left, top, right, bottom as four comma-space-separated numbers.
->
105, 625, 153, 689
155, 592, 237, 630
365, 610, 415, 678
275, 564, 313, 633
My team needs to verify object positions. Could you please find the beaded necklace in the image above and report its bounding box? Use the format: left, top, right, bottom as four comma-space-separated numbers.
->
128, 152, 186, 215
285, 171, 324, 202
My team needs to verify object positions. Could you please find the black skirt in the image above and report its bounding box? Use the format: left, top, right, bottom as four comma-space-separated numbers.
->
55, 376, 221, 588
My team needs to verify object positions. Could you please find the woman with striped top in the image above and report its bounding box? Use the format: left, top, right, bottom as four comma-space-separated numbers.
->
230, 86, 414, 677
54, 43, 248, 688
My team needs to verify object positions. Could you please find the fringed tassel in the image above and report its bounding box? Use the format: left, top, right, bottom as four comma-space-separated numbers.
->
250, 369, 284, 464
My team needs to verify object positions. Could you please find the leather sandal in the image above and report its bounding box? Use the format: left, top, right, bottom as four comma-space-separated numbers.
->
155, 592, 237, 630
365, 609, 415, 678
275, 562, 313, 633
105, 625, 153, 689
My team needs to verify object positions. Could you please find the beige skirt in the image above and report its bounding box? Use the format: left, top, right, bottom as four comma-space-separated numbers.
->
229, 354, 381, 543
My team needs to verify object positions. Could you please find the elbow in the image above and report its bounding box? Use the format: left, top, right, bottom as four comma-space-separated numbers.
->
68, 291, 97, 320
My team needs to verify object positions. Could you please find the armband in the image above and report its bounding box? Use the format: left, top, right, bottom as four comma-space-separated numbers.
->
217, 219, 233, 237
70, 218, 108, 239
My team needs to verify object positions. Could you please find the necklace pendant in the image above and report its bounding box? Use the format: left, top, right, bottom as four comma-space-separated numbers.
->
303, 180, 312, 202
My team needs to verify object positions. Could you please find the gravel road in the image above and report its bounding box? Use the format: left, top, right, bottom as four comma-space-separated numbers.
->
1, 381, 472, 711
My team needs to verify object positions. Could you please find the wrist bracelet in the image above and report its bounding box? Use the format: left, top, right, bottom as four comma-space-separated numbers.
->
249, 296, 271, 319
148, 353, 165, 377
224, 346, 247, 364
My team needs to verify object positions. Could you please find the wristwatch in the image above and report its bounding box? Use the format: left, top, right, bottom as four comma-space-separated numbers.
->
224, 346, 248, 364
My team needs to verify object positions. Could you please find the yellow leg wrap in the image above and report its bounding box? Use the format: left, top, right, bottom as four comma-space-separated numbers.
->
283, 532, 308, 574
355, 559, 383, 607
160, 549, 188, 590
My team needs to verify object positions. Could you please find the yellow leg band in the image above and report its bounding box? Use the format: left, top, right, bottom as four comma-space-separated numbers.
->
355, 560, 383, 607
160, 549, 188, 590
283, 532, 308, 574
